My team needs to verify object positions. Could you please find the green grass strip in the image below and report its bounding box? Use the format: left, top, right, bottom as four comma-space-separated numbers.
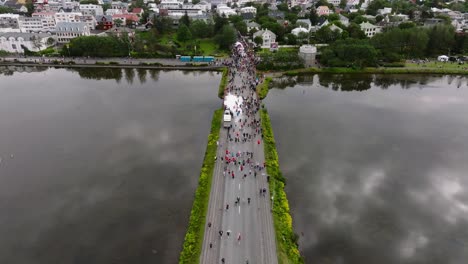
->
179, 108, 223, 264
261, 109, 304, 264
283, 66, 468, 76
256, 77, 272, 100
218, 67, 228, 99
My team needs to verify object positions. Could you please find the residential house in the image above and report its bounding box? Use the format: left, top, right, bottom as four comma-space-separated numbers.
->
54, 11, 82, 23
32, 12, 56, 29
96, 15, 113, 30
79, 4, 104, 16
268, 10, 285, 19
0, 32, 53, 53
359, 21, 381, 37
54, 21, 90, 43
317, 6, 332, 16
79, 15, 96, 30
424, 18, 445, 27
339, 14, 349, 26
296, 19, 312, 30
110, 1, 129, 10
328, 0, 341, 7
217, 4, 236, 17
253, 29, 276, 48
159, 0, 181, 9
0, 14, 19, 29
105, 9, 124, 16
112, 13, 139, 26
240, 6, 257, 15
132, 7, 144, 17
291, 25, 309, 36
329, 24, 343, 33
377, 7, 392, 16
246, 21, 260, 32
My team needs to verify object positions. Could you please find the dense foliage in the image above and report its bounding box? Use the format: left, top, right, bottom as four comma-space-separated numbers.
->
179, 108, 223, 264
261, 109, 304, 264
257, 50, 304, 70
66, 36, 129, 57
218, 67, 229, 98
321, 39, 378, 67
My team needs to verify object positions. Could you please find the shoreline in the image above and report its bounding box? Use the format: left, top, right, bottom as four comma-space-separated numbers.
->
0, 62, 224, 71
280, 66, 468, 76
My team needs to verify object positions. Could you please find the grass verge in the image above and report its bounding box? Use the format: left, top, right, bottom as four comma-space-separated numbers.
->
218, 67, 228, 99
179, 108, 223, 264
261, 109, 304, 264
256, 77, 272, 100
283, 66, 468, 76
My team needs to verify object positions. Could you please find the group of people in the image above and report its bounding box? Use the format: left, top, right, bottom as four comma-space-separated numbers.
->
208, 37, 270, 264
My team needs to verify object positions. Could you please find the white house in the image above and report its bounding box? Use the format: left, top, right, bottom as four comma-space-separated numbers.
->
291, 26, 309, 36
0, 14, 20, 29
18, 17, 53, 33
329, 24, 343, 33
339, 14, 349, 26
296, 19, 312, 30
377, 7, 392, 16
217, 4, 236, 17
359, 21, 382, 37
240, 6, 257, 15
79, 4, 104, 16
54, 21, 90, 43
79, 15, 97, 30
32, 12, 56, 29
54, 11, 83, 23
253, 29, 276, 48
328, 0, 341, 7
159, 0, 181, 9
105, 9, 124, 16
0, 32, 53, 53
247, 21, 260, 32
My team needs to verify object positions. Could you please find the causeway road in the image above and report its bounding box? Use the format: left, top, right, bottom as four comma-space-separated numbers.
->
200, 44, 278, 264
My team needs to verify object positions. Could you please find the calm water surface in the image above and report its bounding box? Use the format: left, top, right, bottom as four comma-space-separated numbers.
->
0, 66, 221, 264
265, 74, 468, 264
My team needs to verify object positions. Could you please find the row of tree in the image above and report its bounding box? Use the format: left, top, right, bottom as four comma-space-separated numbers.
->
320, 24, 467, 67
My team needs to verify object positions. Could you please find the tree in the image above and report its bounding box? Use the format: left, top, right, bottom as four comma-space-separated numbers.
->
0, 6, 14, 14
79, 0, 98, 4
215, 25, 236, 50
309, 8, 319, 25
366, 0, 390, 16
154, 16, 173, 34
46, 37, 55, 46
285, 33, 297, 45
426, 24, 455, 56
102, 3, 111, 12
328, 13, 340, 22
190, 20, 213, 38
234, 21, 248, 36
114, 18, 123, 27
339, 0, 347, 9
320, 39, 378, 68
177, 24, 192, 44
180, 11, 190, 27
25, 0, 34, 16
315, 26, 341, 43
346, 23, 367, 39
214, 14, 229, 34
254, 36, 263, 46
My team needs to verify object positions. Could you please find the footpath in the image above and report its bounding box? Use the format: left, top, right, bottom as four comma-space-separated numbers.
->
200, 40, 278, 264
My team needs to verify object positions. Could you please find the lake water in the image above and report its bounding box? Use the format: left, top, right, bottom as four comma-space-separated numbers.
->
0, 66, 221, 264
265, 74, 468, 264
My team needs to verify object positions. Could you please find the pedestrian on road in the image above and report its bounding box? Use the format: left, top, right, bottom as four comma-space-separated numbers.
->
226, 204, 229, 211
208, 222, 211, 228
248, 197, 251, 204
221, 258, 225, 263
210, 242, 213, 249
219, 230, 223, 237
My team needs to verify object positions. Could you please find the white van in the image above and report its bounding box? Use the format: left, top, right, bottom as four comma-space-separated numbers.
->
223, 110, 232, 128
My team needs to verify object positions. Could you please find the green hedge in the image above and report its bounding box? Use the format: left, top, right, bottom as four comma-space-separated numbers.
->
179, 108, 223, 264
261, 109, 304, 264
256, 77, 272, 100
218, 67, 228, 99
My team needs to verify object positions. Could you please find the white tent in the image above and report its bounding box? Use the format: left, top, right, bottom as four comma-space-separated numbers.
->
437, 55, 449, 62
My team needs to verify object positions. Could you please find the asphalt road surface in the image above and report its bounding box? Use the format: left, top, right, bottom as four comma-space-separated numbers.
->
200, 47, 278, 264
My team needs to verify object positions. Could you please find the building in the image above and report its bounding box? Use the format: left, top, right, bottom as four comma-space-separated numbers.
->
79, 15, 96, 30
296, 19, 312, 30
298, 45, 317, 67
317, 6, 332, 16
96, 15, 113, 30
54, 11, 83, 23
291, 26, 309, 36
424, 18, 445, 27
159, 0, 181, 9
0, 32, 53, 53
112, 13, 139, 25
247, 21, 260, 32
253, 29, 276, 48
240, 6, 257, 15
359, 21, 382, 37
54, 21, 90, 43
18, 17, 54, 33
339, 14, 349, 26
0, 14, 19, 29
328, 0, 341, 7
217, 4, 236, 17
131, 7, 144, 16
79, 4, 104, 16
377, 7, 392, 16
